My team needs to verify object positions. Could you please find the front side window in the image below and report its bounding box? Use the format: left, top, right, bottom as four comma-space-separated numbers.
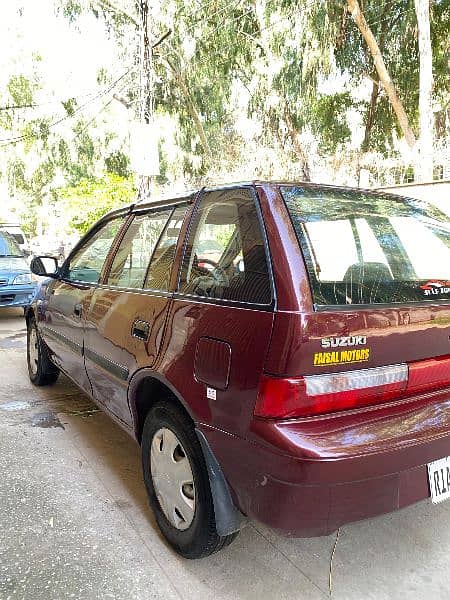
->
107, 209, 172, 289
66, 218, 124, 284
281, 186, 450, 306
179, 189, 272, 305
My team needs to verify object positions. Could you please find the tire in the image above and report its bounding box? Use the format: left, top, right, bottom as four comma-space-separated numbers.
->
141, 402, 238, 559
27, 316, 59, 386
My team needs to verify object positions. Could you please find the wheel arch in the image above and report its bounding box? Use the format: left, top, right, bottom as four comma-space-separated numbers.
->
128, 368, 246, 536
128, 369, 195, 444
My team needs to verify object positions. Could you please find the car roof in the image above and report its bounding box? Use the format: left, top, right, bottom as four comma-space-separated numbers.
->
99, 180, 414, 225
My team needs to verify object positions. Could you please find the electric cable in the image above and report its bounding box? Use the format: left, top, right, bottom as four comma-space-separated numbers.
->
0, 68, 135, 146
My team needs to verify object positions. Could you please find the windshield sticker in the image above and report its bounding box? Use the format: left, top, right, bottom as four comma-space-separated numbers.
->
314, 348, 370, 366
420, 281, 450, 296
320, 336, 367, 348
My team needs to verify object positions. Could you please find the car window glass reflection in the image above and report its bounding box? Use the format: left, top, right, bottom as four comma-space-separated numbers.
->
66, 218, 124, 284
107, 210, 172, 289
179, 189, 272, 305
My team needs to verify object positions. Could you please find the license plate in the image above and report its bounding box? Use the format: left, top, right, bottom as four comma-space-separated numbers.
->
428, 456, 450, 504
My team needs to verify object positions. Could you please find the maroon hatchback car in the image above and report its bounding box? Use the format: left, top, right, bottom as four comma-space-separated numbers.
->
27, 182, 450, 558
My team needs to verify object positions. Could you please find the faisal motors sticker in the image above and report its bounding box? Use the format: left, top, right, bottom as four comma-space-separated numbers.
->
315, 336, 370, 366
420, 280, 450, 296
314, 348, 370, 366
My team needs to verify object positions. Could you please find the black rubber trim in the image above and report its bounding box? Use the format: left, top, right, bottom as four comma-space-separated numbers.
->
42, 326, 83, 356
84, 347, 129, 381
195, 428, 247, 536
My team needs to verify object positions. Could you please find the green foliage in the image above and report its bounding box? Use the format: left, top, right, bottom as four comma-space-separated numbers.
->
3, 0, 448, 206
61, 97, 78, 116
60, 0, 82, 22
324, 0, 428, 152
7, 74, 37, 106
431, 0, 450, 109
105, 150, 130, 177
58, 173, 136, 233
311, 93, 352, 154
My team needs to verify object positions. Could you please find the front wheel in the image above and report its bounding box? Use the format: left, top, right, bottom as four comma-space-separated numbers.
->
27, 317, 59, 386
141, 402, 238, 558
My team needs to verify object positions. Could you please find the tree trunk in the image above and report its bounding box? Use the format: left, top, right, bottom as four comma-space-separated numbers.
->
414, 0, 434, 181
347, 0, 416, 148
362, 79, 379, 153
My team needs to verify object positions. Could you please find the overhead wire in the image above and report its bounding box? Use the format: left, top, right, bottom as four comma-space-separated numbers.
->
0, 82, 125, 113
69, 80, 131, 143
0, 68, 135, 147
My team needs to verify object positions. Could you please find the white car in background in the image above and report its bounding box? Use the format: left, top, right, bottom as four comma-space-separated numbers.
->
0, 223, 30, 256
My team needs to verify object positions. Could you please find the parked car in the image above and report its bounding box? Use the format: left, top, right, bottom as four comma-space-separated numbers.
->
26, 182, 450, 559
0, 222, 30, 256
0, 229, 36, 309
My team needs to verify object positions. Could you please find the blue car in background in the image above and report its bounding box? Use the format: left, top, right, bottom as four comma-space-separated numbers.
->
0, 229, 37, 309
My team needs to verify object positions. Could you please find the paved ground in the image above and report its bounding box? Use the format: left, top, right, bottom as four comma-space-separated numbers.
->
1, 308, 450, 600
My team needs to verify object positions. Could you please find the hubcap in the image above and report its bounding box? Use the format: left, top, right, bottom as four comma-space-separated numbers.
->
28, 327, 39, 376
150, 427, 195, 530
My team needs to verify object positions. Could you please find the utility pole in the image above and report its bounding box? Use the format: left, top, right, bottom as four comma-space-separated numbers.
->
134, 2, 171, 200
138, 0, 152, 198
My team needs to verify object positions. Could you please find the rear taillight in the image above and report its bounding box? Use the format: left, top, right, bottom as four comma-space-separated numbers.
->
407, 356, 450, 394
255, 356, 450, 419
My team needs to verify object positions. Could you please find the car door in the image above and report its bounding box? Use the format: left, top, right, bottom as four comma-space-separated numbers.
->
159, 187, 276, 436
40, 215, 127, 393
83, 202, 189, 425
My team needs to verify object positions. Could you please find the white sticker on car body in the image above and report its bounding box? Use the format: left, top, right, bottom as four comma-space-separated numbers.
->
206, 387, 216, 400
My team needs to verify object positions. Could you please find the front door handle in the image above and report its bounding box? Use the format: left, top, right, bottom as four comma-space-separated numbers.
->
74, 303, 82, 317
132, 319, 150, 341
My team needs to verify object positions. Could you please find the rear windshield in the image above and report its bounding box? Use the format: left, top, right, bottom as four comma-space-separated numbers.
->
0, 230, 23, 257
280, 186, 450, 306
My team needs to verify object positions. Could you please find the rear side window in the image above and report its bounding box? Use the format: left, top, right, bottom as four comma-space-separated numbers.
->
281, 186, 450, 306
179, 188, 272, 305
145, 204, 188, 291
107, 209, 172, 289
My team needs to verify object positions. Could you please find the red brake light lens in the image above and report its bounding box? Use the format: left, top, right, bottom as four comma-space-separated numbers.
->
255, 356, 450, 419
407, 356, 450, 394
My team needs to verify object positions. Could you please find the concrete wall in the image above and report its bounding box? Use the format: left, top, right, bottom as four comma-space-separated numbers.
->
377, 179, 450, 217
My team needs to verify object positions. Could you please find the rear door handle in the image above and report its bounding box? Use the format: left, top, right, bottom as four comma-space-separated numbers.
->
132, 319, 150, 341
74, 303, 82, 317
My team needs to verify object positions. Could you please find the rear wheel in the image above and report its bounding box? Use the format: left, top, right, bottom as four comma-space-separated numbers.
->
141, 402, 238, 558
27, 317, 59, 386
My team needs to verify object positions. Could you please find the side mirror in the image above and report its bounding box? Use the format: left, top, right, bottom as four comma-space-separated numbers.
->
30, 256, 60, 278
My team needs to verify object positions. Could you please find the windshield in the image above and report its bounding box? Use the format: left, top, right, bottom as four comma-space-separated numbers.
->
280, 186, 450, 306
0, 230, 23, 257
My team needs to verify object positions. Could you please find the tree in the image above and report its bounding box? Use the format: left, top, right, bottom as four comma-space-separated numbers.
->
346, 0, 416, 148
58, 173, 136, 233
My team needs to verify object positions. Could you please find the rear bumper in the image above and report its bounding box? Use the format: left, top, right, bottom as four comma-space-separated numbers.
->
0, 285, 36, 308
200, 393, 450, 536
